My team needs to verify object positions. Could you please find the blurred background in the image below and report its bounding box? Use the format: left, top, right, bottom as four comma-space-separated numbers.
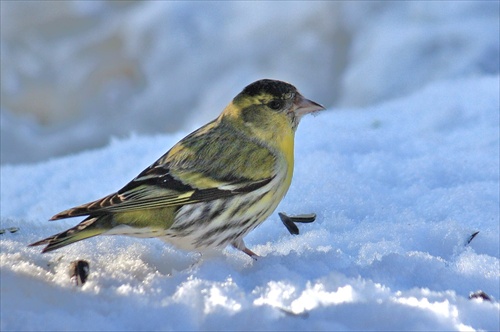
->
1, 1, 498, 164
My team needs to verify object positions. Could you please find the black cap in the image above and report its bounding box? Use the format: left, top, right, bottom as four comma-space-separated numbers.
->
239, 79, 296, 99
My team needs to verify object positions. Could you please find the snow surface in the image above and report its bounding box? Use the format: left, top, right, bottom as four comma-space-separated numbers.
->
1, 76, 499, 331
1, 1, 500, 330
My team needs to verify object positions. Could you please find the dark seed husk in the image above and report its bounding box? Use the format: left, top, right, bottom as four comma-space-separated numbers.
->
279, 213, 299, 235
69, 260, 90, 286
469, 290, 492, 301
287, 213, 316, 223
466, 231, 479, 245
279, 212, 316, 235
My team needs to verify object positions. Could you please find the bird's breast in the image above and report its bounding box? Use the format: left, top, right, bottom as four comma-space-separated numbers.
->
275, 128, 295, 194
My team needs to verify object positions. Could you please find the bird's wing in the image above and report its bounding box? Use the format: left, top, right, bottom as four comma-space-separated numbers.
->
51, 120, 276, 220
110, 166, 274, 212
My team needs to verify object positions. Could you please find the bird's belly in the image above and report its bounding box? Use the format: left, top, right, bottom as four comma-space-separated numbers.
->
161, 186, 285, 251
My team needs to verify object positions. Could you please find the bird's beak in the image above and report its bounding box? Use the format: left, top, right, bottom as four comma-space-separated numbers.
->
294, 94, 325, 117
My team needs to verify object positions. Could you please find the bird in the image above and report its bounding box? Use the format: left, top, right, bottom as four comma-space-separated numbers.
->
29, 79, 324, 258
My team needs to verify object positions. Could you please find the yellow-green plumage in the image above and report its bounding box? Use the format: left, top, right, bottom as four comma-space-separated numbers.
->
29, 79, 324, 257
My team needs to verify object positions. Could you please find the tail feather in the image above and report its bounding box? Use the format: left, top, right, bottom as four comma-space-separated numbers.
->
50, 193, 119, 220
29, 215, 110, 253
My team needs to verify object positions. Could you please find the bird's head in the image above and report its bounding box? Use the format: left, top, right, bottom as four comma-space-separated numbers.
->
222, 79, 325, 140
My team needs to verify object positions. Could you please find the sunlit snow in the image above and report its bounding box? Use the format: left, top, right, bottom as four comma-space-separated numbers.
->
1, 1, 499, 331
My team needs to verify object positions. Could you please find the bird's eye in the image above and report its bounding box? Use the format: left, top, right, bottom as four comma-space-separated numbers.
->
268, 100, 283, 110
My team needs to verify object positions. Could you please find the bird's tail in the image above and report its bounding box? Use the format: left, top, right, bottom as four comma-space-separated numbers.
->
29, 215, 111, 253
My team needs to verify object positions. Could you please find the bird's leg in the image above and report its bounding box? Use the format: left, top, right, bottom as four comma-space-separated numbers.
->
242, 247, 258, 260
231, 238, 259, 260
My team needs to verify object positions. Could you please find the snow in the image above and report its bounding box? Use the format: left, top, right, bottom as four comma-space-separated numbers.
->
1, 1, 499, 331
1, 76, 499, 331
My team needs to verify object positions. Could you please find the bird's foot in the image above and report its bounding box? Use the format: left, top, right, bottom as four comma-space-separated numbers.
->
242, 247, 259, 260
232, 239, 259, 260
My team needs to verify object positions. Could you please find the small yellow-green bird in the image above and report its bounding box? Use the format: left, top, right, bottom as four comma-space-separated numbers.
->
29, 79, 324, 258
